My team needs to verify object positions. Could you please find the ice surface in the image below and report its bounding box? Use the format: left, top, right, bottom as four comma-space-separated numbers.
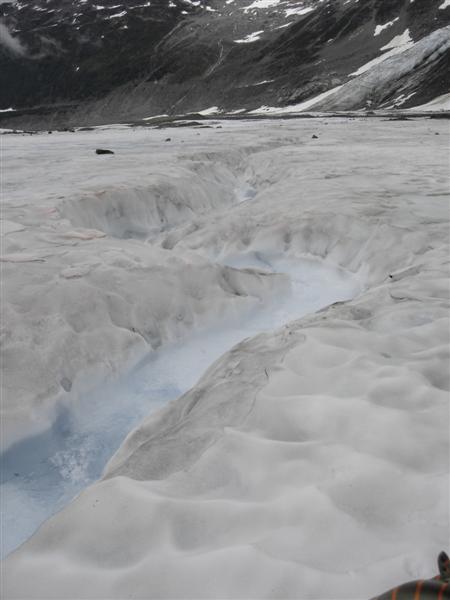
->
250, 85, 343, 114
1, 121, 362, 557
1, 256, 360, 557
2, 117, 450, 599
349, 41, 414, 77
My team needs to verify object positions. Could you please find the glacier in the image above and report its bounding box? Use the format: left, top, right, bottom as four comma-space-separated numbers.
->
1, 115, 449, 598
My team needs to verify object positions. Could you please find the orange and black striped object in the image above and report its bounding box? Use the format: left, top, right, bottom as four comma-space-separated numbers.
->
370, 552, 450, 600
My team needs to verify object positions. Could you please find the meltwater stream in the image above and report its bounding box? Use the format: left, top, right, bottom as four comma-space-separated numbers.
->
1, 257, 363, 558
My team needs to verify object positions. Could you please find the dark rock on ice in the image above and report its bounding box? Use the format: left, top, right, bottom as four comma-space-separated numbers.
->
60, 377, 72, 392
95, 148, 114, 155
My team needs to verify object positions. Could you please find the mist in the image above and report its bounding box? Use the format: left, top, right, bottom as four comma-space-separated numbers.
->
0, 21, 26, 56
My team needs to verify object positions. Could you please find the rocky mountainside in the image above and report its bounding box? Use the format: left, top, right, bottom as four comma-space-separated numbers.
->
1, 0, 449, 125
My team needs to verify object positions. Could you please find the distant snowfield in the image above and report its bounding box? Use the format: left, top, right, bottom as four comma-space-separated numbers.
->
2, 118, 449, 599
412, 91, 450, 111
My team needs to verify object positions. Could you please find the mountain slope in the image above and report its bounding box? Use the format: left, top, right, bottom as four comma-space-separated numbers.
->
0, 0, 449, 124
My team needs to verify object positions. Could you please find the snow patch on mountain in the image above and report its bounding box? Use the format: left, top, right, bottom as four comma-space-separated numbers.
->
284, 5, 314, 17
412, 91, 450, 110
374, 17, 399, 36
234, 30, 264, 43
243, 0, 281, 11
380, 28, 413, 50
197, 105, 222, 115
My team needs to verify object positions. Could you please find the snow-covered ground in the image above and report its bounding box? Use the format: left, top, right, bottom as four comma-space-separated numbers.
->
1, 117, 449, 598
1, 255, 360, 558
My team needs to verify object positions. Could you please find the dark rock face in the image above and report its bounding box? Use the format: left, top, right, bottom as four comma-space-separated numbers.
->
0, 0, 196, 107
1, 0, 449, 126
